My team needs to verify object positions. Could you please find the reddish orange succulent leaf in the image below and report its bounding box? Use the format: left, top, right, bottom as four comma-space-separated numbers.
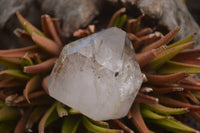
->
172, 48, 200, 65
128, 33, 139, 41
178, 84, 200, 91
135, 28, 153, 37
135, 92, 158, 104
141, 27, 180, 52
24, 57, 57, 74
42, 76, 49, 95
12, 96, 53, 107
136, 46, 165, 68
107, 8, 126, 28
152, 87, 184, 94
14, 109, 31, 133
23, 75, 41, 103
38, 103, 57, 133
126, 19, 136, 33
16, 12, 45, 37
131, 14, 144, 33
14, 28, 33, 42
32, 33, 61, 56
180, 76, 200, 86
0, 78, 25, 89
130, 104, 150, 133
26, 106, 46, 131
0, 45, 38, 58
145, 72, 188, 86
51, 18, 65, 43
134, 35, 152, 51
41, 15, 51, 37
134, 33, 162, 51
185, 91, 199, 104
157, 95, 200, 111
13, 91, 46, 104
73, 25, 96, 38
150, 41, 195, 70
43, 15, 63, 47
111, 120, 134, 133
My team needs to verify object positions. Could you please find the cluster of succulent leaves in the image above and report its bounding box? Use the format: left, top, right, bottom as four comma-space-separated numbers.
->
1, 7, 200, 133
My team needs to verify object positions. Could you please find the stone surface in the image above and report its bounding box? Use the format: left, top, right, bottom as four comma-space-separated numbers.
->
107, 0, 200, 48
186, 0, 200, 25
136, 0, 200, 48
37, 0, 102, 38
138, 0, 200, 48
0, 0, 41, 49
0, 0, 30, 28
0, 0, 101, 48
1, 0, 200, 48
48, 27, 143, 121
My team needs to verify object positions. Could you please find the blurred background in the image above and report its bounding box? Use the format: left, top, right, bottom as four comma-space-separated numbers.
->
0, 0, 200, 49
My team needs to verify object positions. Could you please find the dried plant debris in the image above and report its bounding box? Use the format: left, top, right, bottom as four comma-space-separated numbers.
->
0, 8, 200, 133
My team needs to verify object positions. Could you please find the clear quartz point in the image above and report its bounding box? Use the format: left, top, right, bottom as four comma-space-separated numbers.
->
48, 27, 143, 121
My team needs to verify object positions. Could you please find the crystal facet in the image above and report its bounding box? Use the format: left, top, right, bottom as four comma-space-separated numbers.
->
48, 27, 143, 121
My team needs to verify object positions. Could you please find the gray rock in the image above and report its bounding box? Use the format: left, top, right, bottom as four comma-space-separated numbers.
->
0, 0, 33, 29
0, 0, 41, 49
37, 0, 102, 37
138, 0, 200, 48
186, 0, 200, 25
1, 0, 200, 49
107, 0, 200, 48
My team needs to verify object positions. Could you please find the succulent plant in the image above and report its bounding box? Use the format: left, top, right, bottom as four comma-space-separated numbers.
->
0, 7, 200, 133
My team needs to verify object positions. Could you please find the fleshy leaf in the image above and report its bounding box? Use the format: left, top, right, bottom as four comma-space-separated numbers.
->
41, 15, 63, 47
130, 104, 150, 133
0, 57, 21, 69
141, 27, 180, 52
148, 118, 198, 133
167, 33, 196, 49
61, 115, 81, 133
148, 41, 195, 70
24, 58, 56, 74
56, 102, 68, 117
68, 108, 81, 115
16, 12, 45, 37
145, 72, 188, 86
31, 33, 61, 56
38, 103, 58, 133
89, 118, 109, 128
0, 45, 38, 58
23, 75, 41, 103
26, 106, 45, 131
141, 106, 170, 119
158, 61, 200, 74
14, 109, 31, 133
0, 69, 31, 80
143, 103, 188, 115
0, 106, 21, 122
117, 15, 127, 28
82, 116, 123, 133
107, 8, 126, 28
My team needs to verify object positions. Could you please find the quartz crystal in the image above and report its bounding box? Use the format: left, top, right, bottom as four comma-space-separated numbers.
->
48, 27, 143, 121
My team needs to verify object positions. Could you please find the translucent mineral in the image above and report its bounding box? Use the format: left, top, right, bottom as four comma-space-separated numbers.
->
48, 27, 143, 121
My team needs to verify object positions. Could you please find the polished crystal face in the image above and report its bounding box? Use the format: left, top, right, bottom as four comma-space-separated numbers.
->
48, 27, 143, 121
